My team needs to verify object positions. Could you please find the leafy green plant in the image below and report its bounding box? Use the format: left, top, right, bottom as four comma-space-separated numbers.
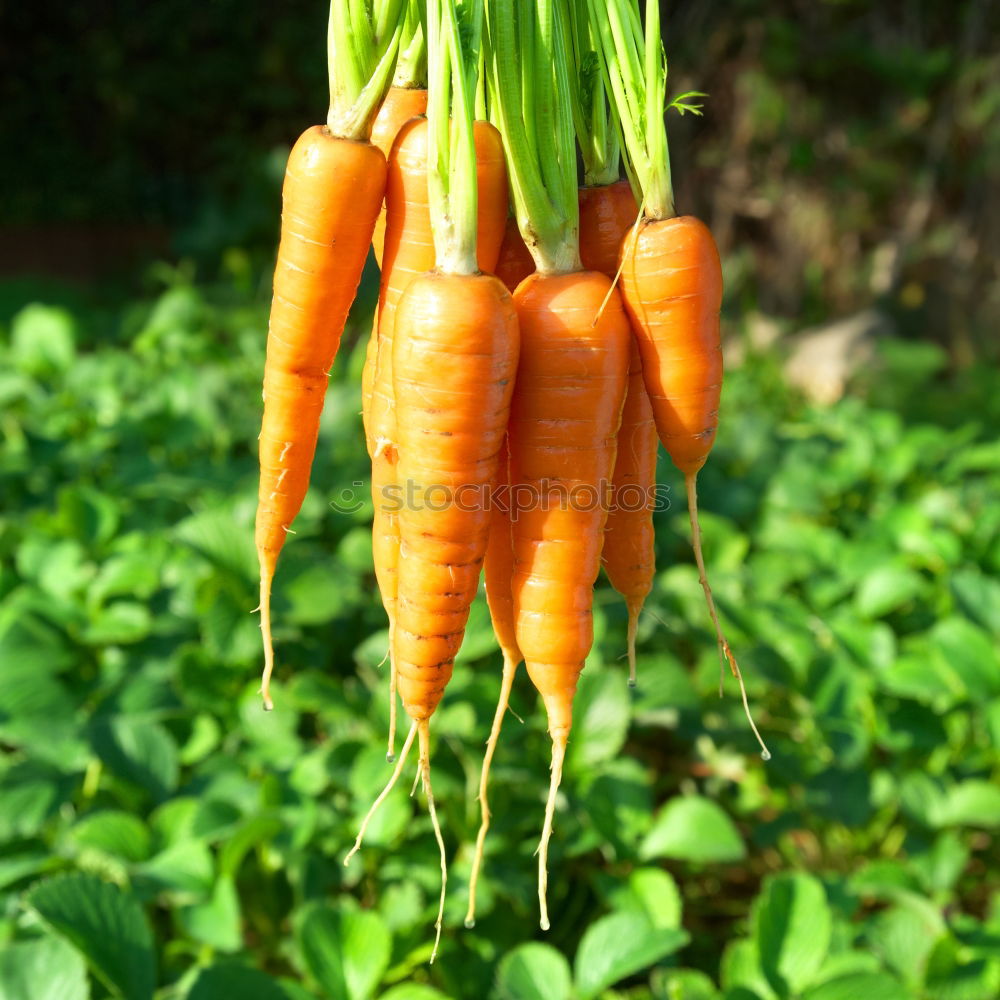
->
2, 269, 1000, 999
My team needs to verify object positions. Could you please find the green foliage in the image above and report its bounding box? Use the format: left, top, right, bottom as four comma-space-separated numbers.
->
2, 269, 1000, 1000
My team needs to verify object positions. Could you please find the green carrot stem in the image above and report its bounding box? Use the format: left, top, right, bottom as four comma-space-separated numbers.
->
426, 0, 481, 274
327, 0, 407, 141
394, 0, 427, 87
486, 0, 579, 273
587, 0, 674, 218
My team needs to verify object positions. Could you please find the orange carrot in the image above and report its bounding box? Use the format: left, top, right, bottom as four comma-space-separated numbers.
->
494, 215, 535, 291
594, 0, 769, 757
579, 179, 638, 276
371, 86, 429, 267
255, 0, 403, 709
508, 272, 629, 928
348, 0, 518, 958
368, 115, 509, 759
257, 130, 386, 710
363, 86, 428, 448
578, 179, 657, 686
603, 335, 657, 686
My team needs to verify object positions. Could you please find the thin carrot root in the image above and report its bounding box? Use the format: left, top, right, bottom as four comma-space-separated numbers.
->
465, 652, 518, 929
387, 622, 398, 763
536, 732, 567, 932
417, 721, 447, 964
685, 473, 771, 761
344, 722, 417, 866
258, 566, 275, 712
625, 598, 641, 688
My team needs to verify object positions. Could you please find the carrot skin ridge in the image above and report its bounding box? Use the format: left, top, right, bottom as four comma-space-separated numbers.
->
256, 127, 387, 709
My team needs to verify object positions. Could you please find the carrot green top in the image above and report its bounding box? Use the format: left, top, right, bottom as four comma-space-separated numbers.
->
326, 0, 407, 140
425, 0, 482, 275
486, 0, 580, 275
562, 0, 621, 188
587, 0, 672, 219
394, 0, 427, 88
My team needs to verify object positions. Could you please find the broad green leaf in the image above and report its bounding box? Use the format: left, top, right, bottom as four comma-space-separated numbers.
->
378, 988, 450, 1000
70, 811, 152, 863
574, 912, 688, 1000
652, 968, 720, 1000
90, 716, 178, 800
178, 877, 242, 951
605, 868, 683, 930
0, 851, 50, 892
81, 603, 153, 646
0, 933, 88, 1000
495, 942, 572, 1000
940, 781, 1000, 829
929, 619, 1000, 699
565, 665, 631, 771
855, 566, 923, 619
719, 939, 776, 1000
10, 303, 76, 374
0, 770, 61, 840
27, 873, 156, 1000
641, 797, 745, 864
137, 840, 215, 898
187, 964, 289, 1000
297, 904, 391, 1000
865, 902, 943, 984
952, 570, 1000, 636
801, 973, 911, 1000
753, 873, 832, 997
924, 933, 1000, 1000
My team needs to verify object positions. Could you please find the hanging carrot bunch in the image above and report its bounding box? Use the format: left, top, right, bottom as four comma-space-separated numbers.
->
251, 0, 768, 955
255, 0, 405, 709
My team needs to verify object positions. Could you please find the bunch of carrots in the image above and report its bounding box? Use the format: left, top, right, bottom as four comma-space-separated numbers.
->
253, 0, 768, 957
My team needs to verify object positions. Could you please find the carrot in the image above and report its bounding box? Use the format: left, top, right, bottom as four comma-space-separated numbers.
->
602, 335, 657, 685
577, 179, 656, 685
370, 1, 428, 266
593, 0, 769, 757
347, 0, 518, 959
510, 271, 629, 928
363, 85, 428, 446
579, 179, 638, 276
494, 215, 535, 290
474, 0, 630, 930
371, 87, 429, 266
368, 113, 508, 761
362, 1, 428, 443
256, 0, 403, 709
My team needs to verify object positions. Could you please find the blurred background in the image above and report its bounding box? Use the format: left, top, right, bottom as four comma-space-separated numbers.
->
2, 1, 999, 999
